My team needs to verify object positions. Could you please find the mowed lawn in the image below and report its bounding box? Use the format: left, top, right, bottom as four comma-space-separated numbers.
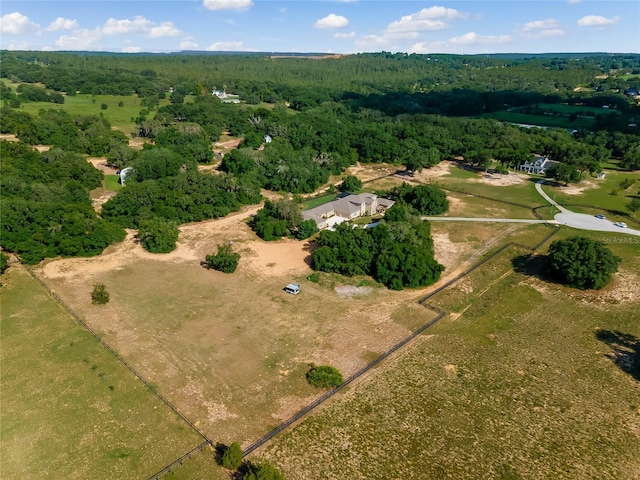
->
260, 229, 640, 480
0, 267, 217, 480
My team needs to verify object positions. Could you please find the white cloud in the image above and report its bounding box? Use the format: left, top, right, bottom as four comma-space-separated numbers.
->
180, 40, 199, 49
578, 15, 619, 27
410, 31, 511, 54
41, 46, 54, 51
386, 6, 468, 33
46, 17, 79, 31
314, 14, 349, 29
122, 46, 142, 53
0, 12, 40, 34
55, 29, 102, 50
567, 0, 581, 4
102, 16, 152, 35
206, 41, 253, 51
148, 22, 181, 38
6, 40, 30, 50
102, 16, 182, 38
535, 28, 565, 38
523, 19, 559, 31
203, 0, 254, 11
334, 31, 356, 39
448, 32, 511, 45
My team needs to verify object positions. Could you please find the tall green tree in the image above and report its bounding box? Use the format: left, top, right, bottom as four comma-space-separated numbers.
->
546, 236, 620, 290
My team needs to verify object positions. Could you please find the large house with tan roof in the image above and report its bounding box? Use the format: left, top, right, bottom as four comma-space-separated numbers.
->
302, 193, 395, 230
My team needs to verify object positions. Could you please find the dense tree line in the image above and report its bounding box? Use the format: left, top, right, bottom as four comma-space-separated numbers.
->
3, 51, 638, 108
1, 106, 128, 156
312, 217, 444, 290
0, 141, 126, 264
101, 171, 260, 228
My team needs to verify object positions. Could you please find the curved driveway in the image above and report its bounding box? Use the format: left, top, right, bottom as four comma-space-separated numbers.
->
535, 181, 640, 237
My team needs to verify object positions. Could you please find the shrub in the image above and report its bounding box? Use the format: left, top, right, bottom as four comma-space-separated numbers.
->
221, 442, 243, 470
547, 236, 621, 290
243, 461, 285, 480
91, 283, 110, 305
100, 103, 108, 110
0, 253, 9, 275
205, 244, 240, 273
306, 365, 343, 389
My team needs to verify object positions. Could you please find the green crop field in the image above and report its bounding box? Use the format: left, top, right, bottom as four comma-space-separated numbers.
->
0, 267, 216, 480
260, 228, 640, 480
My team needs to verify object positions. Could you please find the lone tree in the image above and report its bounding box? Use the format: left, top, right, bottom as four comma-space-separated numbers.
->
546, 236, 621, 290
91, 283, 110, 305
306, 365, 343, 389
221, 442, 243, 470
627, 198, 640, 218
205, 243, 240, 273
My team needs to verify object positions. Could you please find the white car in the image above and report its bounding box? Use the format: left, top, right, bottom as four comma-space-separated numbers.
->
613, 222, 628, 228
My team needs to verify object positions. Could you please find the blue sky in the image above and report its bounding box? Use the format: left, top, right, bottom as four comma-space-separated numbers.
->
1, 1, 638, 54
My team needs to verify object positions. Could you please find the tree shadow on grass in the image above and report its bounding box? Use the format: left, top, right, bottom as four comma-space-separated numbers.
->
595, 329, 640, 382
511, 254, 562, 285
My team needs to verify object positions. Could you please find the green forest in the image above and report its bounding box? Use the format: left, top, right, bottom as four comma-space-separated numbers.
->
1, 50, 639, 267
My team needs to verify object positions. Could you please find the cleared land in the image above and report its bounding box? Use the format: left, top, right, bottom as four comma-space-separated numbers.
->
0, 266, 217, 480
259, 230, 640, 480
7, 156, 639, 479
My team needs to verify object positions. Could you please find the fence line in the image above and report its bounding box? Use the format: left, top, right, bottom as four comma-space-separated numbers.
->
22, 202, 560, 470
146, 441, 212, 480
243, 224, 559, 457
24, 266, 212, 446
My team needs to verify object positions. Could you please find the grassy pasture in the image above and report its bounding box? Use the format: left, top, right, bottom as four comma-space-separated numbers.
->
260, 229, 640, 480
479, 110, 595, 130
535, 102, 622, 116
1, 78, 147, 136
543, 170, 640, 218
0, 267, 214, 480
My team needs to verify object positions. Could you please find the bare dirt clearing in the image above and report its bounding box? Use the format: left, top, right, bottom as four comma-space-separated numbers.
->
87, 157, 118, 175
36, 202, 448, 445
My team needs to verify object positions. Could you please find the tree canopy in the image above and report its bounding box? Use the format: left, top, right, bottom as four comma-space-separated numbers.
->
546, 236, 621, 290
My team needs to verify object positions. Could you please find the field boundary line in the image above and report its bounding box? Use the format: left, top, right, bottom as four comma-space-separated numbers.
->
243, 224, 559, 457
22, 265, 213, 449
146, 441, 212, 480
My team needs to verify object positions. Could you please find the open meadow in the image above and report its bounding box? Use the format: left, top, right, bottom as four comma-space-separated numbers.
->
259, 228, 640, 480
5, 156, 640, 479
0, 266, 219, 480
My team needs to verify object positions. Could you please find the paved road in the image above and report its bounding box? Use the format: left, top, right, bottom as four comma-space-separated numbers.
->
535, 181, 640, 237
422, 182, 640, 238
422, 217, 557, 224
